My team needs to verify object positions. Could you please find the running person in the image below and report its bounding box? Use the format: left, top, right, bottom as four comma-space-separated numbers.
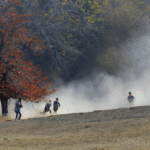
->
53, 98, 60, 114
44, 100, 52, 113
14, 98, 23, 121
127, 92, 135, 107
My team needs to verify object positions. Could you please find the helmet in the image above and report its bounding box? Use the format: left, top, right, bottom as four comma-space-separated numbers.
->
129, 92, 131, 94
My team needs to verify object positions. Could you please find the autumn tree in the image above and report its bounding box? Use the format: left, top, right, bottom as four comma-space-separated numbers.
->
0, 0, 54, 116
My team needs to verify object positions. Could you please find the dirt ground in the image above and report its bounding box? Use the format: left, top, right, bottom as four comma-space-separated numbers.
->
0, 106, 150, 150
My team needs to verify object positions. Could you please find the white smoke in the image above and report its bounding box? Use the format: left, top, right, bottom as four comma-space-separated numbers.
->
5, 99, 50, 119
51, 32, 150, 114
1, 26, 150, 119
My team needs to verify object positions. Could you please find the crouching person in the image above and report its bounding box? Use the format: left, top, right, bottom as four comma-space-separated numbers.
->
44, 100, 52, 113
14, 98, 23, 121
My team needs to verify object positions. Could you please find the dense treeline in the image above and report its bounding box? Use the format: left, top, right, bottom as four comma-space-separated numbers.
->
2, 0, 150, 81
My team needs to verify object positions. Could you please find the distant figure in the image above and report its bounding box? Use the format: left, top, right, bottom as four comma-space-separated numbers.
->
44, 100, 52, 113
14, 98, 23, 121
127, 92, 135, 107
53, 98, 60, 114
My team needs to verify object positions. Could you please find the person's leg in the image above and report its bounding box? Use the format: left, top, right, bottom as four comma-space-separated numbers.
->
131, 101, 133, 107
129, 100, 132, 107
55, 110, 58, 115
130, 102, 132, 107
53, 107, 58, 115
53, 110, 56, 115
15, 112, 18, 121
18, 113, 22, 120
56, 111, 58, 115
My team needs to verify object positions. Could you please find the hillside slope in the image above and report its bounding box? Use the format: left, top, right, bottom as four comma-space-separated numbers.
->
0, 106, 150, 150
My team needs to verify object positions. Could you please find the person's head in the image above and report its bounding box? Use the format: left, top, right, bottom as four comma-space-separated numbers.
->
18, 98, 21, 102
129, 92, 132, 96
56, 98, 58, 102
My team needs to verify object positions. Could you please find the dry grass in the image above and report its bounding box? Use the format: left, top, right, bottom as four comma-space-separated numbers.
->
0, 106, 150, 149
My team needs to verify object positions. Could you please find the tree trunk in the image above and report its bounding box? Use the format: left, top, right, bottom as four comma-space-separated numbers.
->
0, 93, 8, 117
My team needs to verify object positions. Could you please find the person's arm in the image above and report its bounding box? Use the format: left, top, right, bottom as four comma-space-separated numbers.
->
20, 103, 23, 108
16, 105, 22, 108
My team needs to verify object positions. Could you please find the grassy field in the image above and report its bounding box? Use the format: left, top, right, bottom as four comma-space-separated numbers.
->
0, 106, 150, 150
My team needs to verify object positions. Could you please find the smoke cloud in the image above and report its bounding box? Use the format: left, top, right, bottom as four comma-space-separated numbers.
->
1, 25, 150, 119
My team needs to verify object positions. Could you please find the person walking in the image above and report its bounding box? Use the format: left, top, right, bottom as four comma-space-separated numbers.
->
44, 100, 52, 113
127, 92, 135, 107
14, 98, 23, 121
53, 98, 60, 114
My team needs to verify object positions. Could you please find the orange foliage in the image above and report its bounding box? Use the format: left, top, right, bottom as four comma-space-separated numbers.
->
0, 0, 53, 102
52, 89, 55, 93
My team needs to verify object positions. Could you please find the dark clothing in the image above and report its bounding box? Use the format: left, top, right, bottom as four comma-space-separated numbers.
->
44, 103, 51, 113
14, 101, 22, 120
127, 96, 134, 103
53, 101, 60, 112
15, 112, 22, 120
15, 101, 22, 113
53, 106, 58, 112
